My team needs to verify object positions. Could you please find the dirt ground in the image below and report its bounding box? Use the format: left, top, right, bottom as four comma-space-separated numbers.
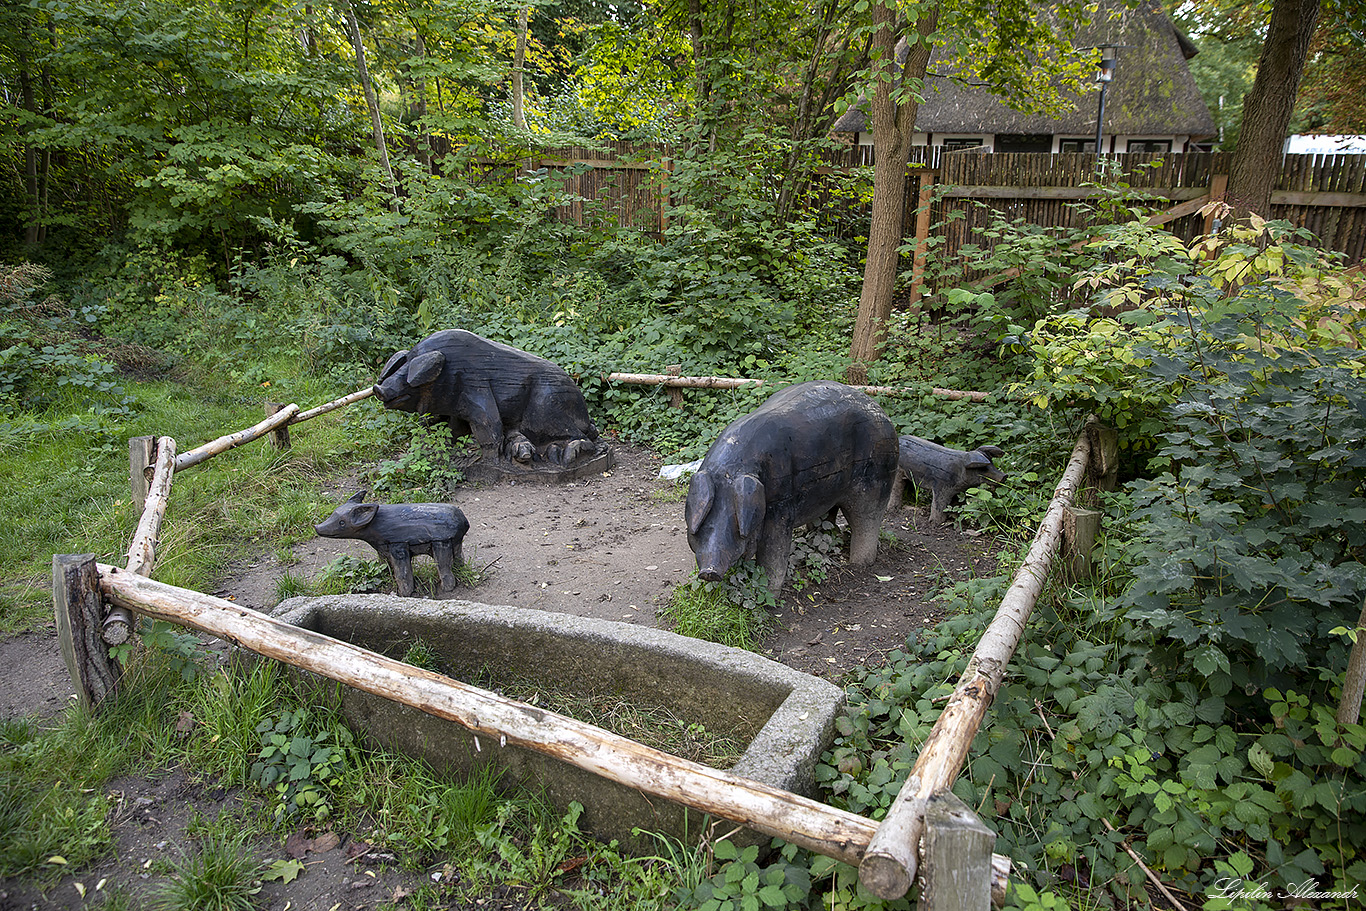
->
0, 440, 998, 910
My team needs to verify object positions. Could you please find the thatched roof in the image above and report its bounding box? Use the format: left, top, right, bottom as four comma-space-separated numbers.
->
830, 0, 1216, 138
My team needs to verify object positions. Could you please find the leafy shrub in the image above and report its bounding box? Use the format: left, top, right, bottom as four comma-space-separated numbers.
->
249, 708, 352, 821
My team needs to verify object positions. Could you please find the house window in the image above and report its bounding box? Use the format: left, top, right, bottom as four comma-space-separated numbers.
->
1059, 137, 1097, 154
996, 134, 1052, 153
1127, 139, 1171, 154
941, 138, 985, 152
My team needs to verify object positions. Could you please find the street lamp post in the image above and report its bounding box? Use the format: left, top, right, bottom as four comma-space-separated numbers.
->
1094, 47, 1116, 166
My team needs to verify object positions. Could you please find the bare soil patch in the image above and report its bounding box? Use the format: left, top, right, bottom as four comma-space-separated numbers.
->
0, 439, 998, 910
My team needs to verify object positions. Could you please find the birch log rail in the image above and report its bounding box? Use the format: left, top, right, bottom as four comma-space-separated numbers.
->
858, 423, 1094, 900
175, 403, 301, 470
92, 562, 879, 864
604, 372, 990, 402
173, 387, 376, 471
102, 436, 179, 646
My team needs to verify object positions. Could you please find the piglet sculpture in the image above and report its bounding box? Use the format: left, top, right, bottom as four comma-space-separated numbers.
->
686, 381, 899, 597
373, 330, 604, 468
897, 436, 1006, 523
315, 492, 470, 598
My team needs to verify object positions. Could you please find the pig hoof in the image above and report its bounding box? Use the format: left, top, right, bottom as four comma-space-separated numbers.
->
512, 441, 534, 462
564, 439, 593, 463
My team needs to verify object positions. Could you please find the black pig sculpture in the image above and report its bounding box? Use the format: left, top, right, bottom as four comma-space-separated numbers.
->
315, 492, 470, 598
897, 436, 1006, 523
685, 381, 899, 597
373, 330, 604, 467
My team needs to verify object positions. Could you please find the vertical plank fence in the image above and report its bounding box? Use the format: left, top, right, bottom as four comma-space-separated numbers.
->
506, 144, 1365, 270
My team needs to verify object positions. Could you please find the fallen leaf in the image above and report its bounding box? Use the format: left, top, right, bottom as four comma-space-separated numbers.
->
345, 839, 373, 862
310, 831, 340, 854
175, 711, 195, 735
285, 830, 311, 860
263, 859, 307, 884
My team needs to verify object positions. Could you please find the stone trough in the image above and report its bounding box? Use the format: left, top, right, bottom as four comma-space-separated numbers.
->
273, 594, 845, 848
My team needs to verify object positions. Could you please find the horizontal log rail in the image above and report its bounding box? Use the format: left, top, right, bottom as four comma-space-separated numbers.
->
605, 372, 991, 402
858, 421, 1094, 900
96, 564, 879, 862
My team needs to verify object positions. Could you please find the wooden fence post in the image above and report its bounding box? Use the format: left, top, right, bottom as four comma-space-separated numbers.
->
129, 435, 156, 513
1204, 173, 1229, 234
54, 554, 120, 711
907, 169, 939, 307
921, 791, 998, 911
265, 402, 292, 450
1063, 506, 1102, 579
665, 365, 684, 409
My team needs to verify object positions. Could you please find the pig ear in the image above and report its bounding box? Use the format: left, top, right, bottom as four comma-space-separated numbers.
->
686, 472, 714, 535
406, 350, 445, 385
379, 349, 409, 381
352, 504, 379, 526
978, 445, 1005, 460
346, 490, 367, 504
735, 474, 765, 539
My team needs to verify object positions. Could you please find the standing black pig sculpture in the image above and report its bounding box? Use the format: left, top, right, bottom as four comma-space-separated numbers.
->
685, 381, 899, 596
373, 330, 605, 468
315, 492, 470, 598
897, 436, 1006, 523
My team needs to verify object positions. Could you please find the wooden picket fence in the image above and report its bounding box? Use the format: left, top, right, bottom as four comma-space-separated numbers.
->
499, 143, 1366, 268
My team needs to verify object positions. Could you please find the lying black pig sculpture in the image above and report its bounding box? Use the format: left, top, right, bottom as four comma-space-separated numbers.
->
315, 492, 470, 597
897, 436, 1006, 523
686, 381, 899, 596
373, 330, 605, 468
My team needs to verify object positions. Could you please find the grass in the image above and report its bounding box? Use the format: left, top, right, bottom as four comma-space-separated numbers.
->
658, 561, 777, 650
0, 370, 395, 632
494, 678, 752, 768
149, 816, 264, 911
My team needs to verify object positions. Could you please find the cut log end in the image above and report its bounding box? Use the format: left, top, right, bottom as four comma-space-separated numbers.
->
859, 851, 912, 901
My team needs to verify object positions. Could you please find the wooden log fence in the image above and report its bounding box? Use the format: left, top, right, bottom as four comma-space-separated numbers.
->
55, 376, 1114, 908
860, 420, 1096, 899
605, 371, 992, 403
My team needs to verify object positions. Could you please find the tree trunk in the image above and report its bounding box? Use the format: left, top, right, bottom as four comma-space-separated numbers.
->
18, 23, 40, 247
1338, 598, 1366, 727
413, 33, 432, 173
848, 1, 937, 376
341, 0, 400, 211
512, 6, 529, 131
1225, 0, 1321, 218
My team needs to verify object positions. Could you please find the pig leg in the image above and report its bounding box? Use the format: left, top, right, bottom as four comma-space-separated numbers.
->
378, 543, 416, 597
756, 519, 795, 596
458, 388, 505, 459
432, 539, 459, 596
842, 494, 888, 566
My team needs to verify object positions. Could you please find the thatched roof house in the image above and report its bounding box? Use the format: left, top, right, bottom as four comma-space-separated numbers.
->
830, 0, 1216, 154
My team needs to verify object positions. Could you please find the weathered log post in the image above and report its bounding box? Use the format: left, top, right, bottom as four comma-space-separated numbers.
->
265, 402, 292, 450
1063, 506, 1102, 579
857, 424, 1094, 901
129, 435, 156, 513
54, 554, 120, 710
922, 792, 998, 911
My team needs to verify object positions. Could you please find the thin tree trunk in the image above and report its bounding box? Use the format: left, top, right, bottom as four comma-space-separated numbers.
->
1225, 0, 1321, 218
1338, 598, 1366, 727
512, 6, 529, 131
413, 33, 432, 173
18, 24, 40, 247
341, 0, 400, 211
848, 1, 937, 377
